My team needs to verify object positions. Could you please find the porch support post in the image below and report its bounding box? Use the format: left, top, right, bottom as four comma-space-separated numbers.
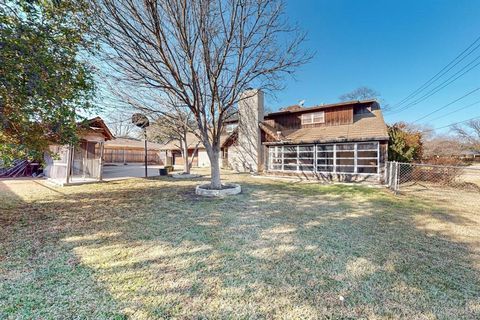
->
65, 145, 73, 185
99, 141, 105, 181
354, 143, 358, 174
388, 161, 393, 188
333, 144, 337, 174
82, 141, 87, 179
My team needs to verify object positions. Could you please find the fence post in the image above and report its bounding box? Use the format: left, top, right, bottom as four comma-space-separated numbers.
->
392, 161, 396, 191
394, 162, 400, 194
384, 161, 388, 184
388, 161, 393, 189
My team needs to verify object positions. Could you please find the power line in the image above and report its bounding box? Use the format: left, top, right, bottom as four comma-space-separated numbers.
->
420, 115, 480, 134
411, 87, 480, 123
427, 99, 480, 123
388, 54, 480, 114
391, 34, 480, 111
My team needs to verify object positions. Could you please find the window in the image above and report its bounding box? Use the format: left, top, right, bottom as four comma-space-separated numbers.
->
301, 111, 325, 125
226, 123, 238, 133
268, 142, 379, 174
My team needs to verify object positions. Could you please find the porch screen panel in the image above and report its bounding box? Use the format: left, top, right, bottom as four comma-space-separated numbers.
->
283, 146, 298, 171
356, 142, 379, 173
268, 146, 283, 170
335, 143, 355, 173
298, 145, 314, 172
316, 144, 334, 172
268, 145, 314, 172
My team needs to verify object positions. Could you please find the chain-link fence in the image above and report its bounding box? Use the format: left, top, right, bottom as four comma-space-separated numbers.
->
385, 161, 480, 212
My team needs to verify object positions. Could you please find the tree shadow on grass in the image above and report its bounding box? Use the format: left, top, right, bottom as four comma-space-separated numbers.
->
2, 178, 480, 318
0, 181, 127, 320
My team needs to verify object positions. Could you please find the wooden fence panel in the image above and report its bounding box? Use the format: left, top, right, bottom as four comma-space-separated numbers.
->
103, 148, 163, 164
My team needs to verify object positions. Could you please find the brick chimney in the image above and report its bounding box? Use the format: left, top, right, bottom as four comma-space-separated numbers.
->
231, 89, 264, 173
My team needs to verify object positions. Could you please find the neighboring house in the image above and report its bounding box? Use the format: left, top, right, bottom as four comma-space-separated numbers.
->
104, 137, 166, 165
461, 150, 480, 160
44, 117, 114, 185
159, 133, 230, 168
158, 89, 389, 180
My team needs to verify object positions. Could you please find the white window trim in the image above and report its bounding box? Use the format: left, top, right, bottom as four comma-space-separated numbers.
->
268, 142, 380, 175
301, 112, 325, 125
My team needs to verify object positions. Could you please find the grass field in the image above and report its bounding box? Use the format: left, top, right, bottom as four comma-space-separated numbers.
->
1, 171, 479, 319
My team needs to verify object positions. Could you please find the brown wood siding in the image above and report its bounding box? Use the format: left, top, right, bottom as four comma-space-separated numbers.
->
103, 147, 163, 164
267, 113, 300, 131
379, 140, 388, 164
265, 106, 353, 131
325, 106, 353, 125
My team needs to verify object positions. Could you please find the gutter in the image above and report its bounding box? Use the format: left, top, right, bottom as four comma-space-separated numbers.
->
262, 136, 390, 146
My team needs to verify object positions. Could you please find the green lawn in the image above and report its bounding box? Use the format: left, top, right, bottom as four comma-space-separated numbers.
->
1, 171, 479, 319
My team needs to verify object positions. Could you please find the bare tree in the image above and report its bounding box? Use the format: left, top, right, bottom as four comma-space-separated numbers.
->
93, 0, 311, 189
339, 86, 381, 101
106, 112, 138, 138
452, 119, 480, 150
101, 79, 201, 173
149, 109, 200, 174
423, 135, 465, 158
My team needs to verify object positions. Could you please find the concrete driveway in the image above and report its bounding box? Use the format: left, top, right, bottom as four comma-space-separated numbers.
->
102, 164, 165, 180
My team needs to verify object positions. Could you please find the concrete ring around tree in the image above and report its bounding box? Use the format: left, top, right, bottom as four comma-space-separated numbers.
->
171, 173, 201, 179
195, 183, 242, 197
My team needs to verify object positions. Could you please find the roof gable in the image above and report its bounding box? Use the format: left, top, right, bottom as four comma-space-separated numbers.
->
78, 117, 114, 141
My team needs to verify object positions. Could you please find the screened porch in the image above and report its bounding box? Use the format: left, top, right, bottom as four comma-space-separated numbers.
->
43, 117, 113, 186
267, 141, 381, 176
45, 140, 105, 185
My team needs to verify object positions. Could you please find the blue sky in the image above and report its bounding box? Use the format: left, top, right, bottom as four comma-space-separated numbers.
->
266, 0, 480, 132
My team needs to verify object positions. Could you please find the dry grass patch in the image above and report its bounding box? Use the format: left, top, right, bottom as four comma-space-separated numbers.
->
1, 172, 479, 319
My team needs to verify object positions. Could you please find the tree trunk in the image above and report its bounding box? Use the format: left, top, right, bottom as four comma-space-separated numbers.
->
182, 136, 190, 174
209, 148, 222, 189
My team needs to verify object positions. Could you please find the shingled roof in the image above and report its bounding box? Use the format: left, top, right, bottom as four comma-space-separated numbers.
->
78, 117, 115, 141
263, 109, 389, 145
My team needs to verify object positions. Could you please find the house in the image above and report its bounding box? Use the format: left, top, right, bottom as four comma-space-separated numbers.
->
159, 133, 231, 168
158, 89, 389, 181
43, 117, 114, 185
226, 90, 389, 180
103, 137, 166, 165
224, 90, 389, 180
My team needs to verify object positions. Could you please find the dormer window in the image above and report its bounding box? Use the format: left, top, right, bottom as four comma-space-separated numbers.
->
354, 105, 372, 115
301, 111, 325, 125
